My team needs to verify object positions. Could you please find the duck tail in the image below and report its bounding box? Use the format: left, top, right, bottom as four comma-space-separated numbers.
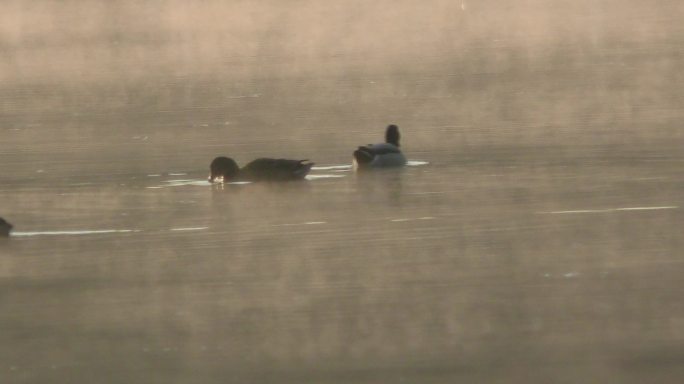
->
295, 160, 314, 177
353, 147, 374, 165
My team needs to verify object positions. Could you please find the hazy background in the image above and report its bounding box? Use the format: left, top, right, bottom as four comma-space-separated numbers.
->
1, 1, 684, 383
2, 0, 683, 177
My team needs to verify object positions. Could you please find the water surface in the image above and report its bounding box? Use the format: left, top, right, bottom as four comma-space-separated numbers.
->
2, 1, 684, 383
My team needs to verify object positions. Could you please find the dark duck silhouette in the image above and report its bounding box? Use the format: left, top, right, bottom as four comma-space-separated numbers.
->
209, 157, 314, 182
353, 124, 407, 168
0, 217, 13, 237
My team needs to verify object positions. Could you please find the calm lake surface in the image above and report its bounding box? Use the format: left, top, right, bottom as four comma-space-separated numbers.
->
2, 1, 684, 383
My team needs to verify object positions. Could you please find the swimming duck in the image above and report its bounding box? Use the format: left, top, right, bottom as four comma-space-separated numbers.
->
209, 157, 314, 182
0, 217, 12, 237
353, 124, 407, 168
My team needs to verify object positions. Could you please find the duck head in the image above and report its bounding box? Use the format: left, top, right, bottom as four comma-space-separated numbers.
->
209, 156, 240, 182
385, 124, 400, 147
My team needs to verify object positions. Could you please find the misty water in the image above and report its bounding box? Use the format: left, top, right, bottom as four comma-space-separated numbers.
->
2, 1, 684, 383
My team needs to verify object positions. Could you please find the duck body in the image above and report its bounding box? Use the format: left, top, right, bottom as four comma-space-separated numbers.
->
209, 157, 313, 182
0, 217, 12, 237
353, 124, 407, 168
240, 158, 314, 181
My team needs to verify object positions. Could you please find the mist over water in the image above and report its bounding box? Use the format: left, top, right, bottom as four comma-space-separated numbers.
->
2, 1, 684, 383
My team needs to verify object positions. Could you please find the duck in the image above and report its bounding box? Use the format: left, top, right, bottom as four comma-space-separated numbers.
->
353, 124, 407, 168
0, 217, 12, 237
209, 157, 314, 183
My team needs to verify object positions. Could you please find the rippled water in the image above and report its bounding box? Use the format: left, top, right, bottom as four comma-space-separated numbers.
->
2, 145, 683, 383
2, 1, 684, 383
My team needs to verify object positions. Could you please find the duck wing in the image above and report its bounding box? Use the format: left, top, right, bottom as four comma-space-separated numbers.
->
353, 143, 404, 166
361, 143, 402, 155
241, 158, 314, 181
